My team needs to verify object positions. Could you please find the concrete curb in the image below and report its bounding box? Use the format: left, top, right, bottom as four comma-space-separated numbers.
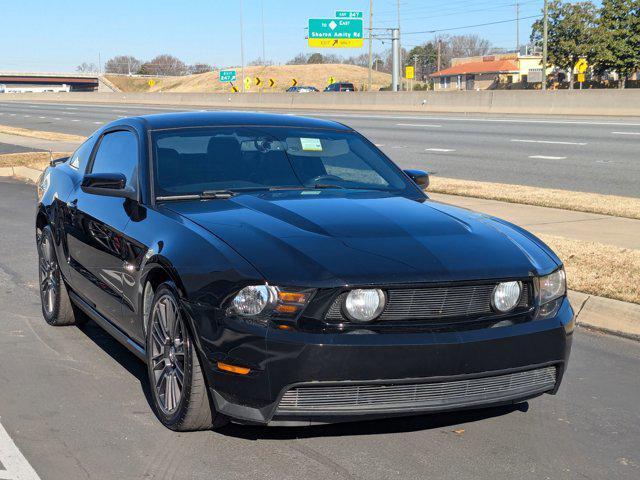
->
568, 291, 640, 340
1, 165, 638, 340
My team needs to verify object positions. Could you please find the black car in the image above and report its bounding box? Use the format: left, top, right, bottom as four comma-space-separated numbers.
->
36, 111, 573, 430
324, 82, 355, 92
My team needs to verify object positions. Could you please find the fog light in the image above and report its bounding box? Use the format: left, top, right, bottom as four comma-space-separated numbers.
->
492, 281, 522, 313
343, 289, 386, 322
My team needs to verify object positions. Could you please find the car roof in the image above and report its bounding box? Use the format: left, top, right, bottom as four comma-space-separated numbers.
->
117, 111, 353, 131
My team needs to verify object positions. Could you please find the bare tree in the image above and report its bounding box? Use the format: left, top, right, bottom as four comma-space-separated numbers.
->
139, 54, 187, 76
448, 34, 492, 59
286, 53, 308, 65
105, 55, 141, 75
188, 63, 213, 74
76, 62, 97, 73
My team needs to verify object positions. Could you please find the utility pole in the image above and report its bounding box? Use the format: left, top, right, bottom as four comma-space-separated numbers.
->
515, 0, 520, 53
240, 0, 245, 92
437, 39, 442, 72
413, 55, 418, 91
368, 0, 373, 91
391, 28, 400, 91
542, 0, 548, 91
396, 0, 402, 90
261, 0, 266, 66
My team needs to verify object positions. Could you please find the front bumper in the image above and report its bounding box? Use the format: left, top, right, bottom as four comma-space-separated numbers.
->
191, 297, 574, 426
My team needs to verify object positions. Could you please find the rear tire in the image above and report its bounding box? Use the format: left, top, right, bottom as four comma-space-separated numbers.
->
37, 225, 86, 326
146, 283, 227, 431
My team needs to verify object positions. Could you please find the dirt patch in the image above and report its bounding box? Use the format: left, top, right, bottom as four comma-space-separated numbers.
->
0, 151, 71, 170
106, 64, 396, 93
429, 177, 640, 220
540, 234, 640, 304
0, 125, 86, 143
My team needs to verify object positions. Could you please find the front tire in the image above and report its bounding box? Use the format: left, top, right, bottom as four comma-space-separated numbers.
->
37, 225, 85, 326
146, 283, 226, 431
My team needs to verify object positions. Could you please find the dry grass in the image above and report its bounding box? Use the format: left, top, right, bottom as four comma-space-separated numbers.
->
0, 151, 71, 170
106, 64, 395, 93
540, 234, 640, 304
0, 125, 86, 143
429, 177, 640, 220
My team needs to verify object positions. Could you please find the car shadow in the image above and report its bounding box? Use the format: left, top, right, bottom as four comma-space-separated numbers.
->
76, 319, 529, 440
76, 320, 154, 408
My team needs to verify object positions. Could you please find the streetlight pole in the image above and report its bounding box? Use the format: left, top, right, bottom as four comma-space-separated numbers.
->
391, 28, 399, 92
240, 0, 245, 92
368, 0, 373, 91
396, 0, 402, 90
261, 0, 266, 66
542, 0, 548, 91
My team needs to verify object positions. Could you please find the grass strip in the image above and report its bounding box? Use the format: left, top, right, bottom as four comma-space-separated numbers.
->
0, 151, 71, 170
0, 125, 86, 143
540, 234, 640, 304
430, 177, 640, 220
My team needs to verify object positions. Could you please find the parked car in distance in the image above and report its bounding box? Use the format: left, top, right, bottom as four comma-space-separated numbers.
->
324, 82, 356, 92
36, 111, 573, 431
286, 86, 319, 93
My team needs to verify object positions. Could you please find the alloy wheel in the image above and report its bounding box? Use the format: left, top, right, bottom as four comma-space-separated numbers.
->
38, 232, 58, 315
149, 294, 187, 415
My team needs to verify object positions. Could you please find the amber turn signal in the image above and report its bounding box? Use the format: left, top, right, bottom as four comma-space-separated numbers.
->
278, 291, 308, 304
217, 362, 250, 375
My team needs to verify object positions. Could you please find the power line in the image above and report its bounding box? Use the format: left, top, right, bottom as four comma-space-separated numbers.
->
403, 14, 541, 35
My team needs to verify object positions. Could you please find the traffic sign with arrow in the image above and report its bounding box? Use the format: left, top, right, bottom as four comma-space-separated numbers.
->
327, 76, 335, 85
268, 78, 275, 88
230, 85, 239, 93
291, 78, 298, 87
255, 77, 262, 87
244, 77, 252, 91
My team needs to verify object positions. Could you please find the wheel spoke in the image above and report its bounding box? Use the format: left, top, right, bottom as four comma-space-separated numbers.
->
165, 373, 173, 411
171, 372, 181, 404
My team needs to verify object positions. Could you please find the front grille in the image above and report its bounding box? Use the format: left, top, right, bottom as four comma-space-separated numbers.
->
276, 366, 556, 414
326, 282, 530, 322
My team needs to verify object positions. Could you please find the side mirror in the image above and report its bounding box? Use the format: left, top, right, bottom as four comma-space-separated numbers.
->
81, 173, 136, 199
403, 169, 430, 189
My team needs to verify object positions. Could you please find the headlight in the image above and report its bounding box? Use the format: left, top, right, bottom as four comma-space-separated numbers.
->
538, 268, 566, 304
343, 289, 386, 322
231, 285, 276, 316
229, 285, 312, 318
492, 281, 522, 313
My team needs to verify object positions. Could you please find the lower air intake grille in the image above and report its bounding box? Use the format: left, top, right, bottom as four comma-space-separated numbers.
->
276, 366, 556, 414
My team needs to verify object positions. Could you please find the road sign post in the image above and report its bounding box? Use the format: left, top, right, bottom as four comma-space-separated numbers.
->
575, 59, 588, 90
308, 18, 363, 48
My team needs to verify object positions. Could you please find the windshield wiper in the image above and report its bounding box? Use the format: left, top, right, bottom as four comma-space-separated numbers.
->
312, 183, 346, 189
156, 190, 237, 202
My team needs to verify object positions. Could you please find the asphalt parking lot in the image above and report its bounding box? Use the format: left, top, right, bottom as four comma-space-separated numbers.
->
0, 177, 638, 479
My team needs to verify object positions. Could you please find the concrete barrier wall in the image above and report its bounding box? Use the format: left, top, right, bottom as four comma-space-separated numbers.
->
3, 90, 640, 116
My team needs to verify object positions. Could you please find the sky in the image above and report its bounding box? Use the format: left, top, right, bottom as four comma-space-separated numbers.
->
1, 0, 549, 72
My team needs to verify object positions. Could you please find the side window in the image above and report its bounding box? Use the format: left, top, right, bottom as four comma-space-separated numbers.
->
68, 138, 95, 171
90, 131, 138, 189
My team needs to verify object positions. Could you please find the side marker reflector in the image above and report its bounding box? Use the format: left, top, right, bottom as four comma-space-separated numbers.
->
217, 362, 250, 375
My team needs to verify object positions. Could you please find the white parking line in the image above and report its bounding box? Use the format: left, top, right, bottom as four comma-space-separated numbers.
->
612, 131, 640, 135
511, 139, 587, 146
425, 148, 455, 152
71, 119, 80, 122
38, 116, 46, 119
52, 117, 61, 120
0, 421, 42, 479
396, 123, 442, 128
529, 155, 567, 160
93, 122, 102, 125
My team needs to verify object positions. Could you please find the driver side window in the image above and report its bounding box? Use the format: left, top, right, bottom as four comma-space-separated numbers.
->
91, 130, 139, 189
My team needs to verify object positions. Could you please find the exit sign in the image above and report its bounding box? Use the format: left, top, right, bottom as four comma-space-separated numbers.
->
336, 11, 363, 18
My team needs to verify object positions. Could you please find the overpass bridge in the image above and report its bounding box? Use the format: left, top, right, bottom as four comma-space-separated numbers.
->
0, 72, 100, 92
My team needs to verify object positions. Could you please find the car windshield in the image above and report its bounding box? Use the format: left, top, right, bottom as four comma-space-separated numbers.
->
151, 126, 415, 198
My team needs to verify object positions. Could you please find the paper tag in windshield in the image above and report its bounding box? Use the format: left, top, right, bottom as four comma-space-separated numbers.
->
300, 138, 322, 151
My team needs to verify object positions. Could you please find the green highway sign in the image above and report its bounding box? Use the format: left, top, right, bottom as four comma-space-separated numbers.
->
336, 11, 363, 18
219, 70, 237, 82
308, 18, 363, 48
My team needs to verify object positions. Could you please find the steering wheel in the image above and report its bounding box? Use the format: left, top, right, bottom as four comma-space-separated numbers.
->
309, 174, 343, 184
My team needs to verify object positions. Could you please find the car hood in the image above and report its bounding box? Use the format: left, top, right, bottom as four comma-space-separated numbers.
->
165, 191, 559, 287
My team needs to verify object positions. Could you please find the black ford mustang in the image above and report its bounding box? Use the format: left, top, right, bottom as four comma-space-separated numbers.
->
36, 111, 573, 430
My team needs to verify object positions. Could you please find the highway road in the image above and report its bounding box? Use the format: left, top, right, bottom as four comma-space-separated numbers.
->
1, 100, 640, 197
0, 176, 639, 479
